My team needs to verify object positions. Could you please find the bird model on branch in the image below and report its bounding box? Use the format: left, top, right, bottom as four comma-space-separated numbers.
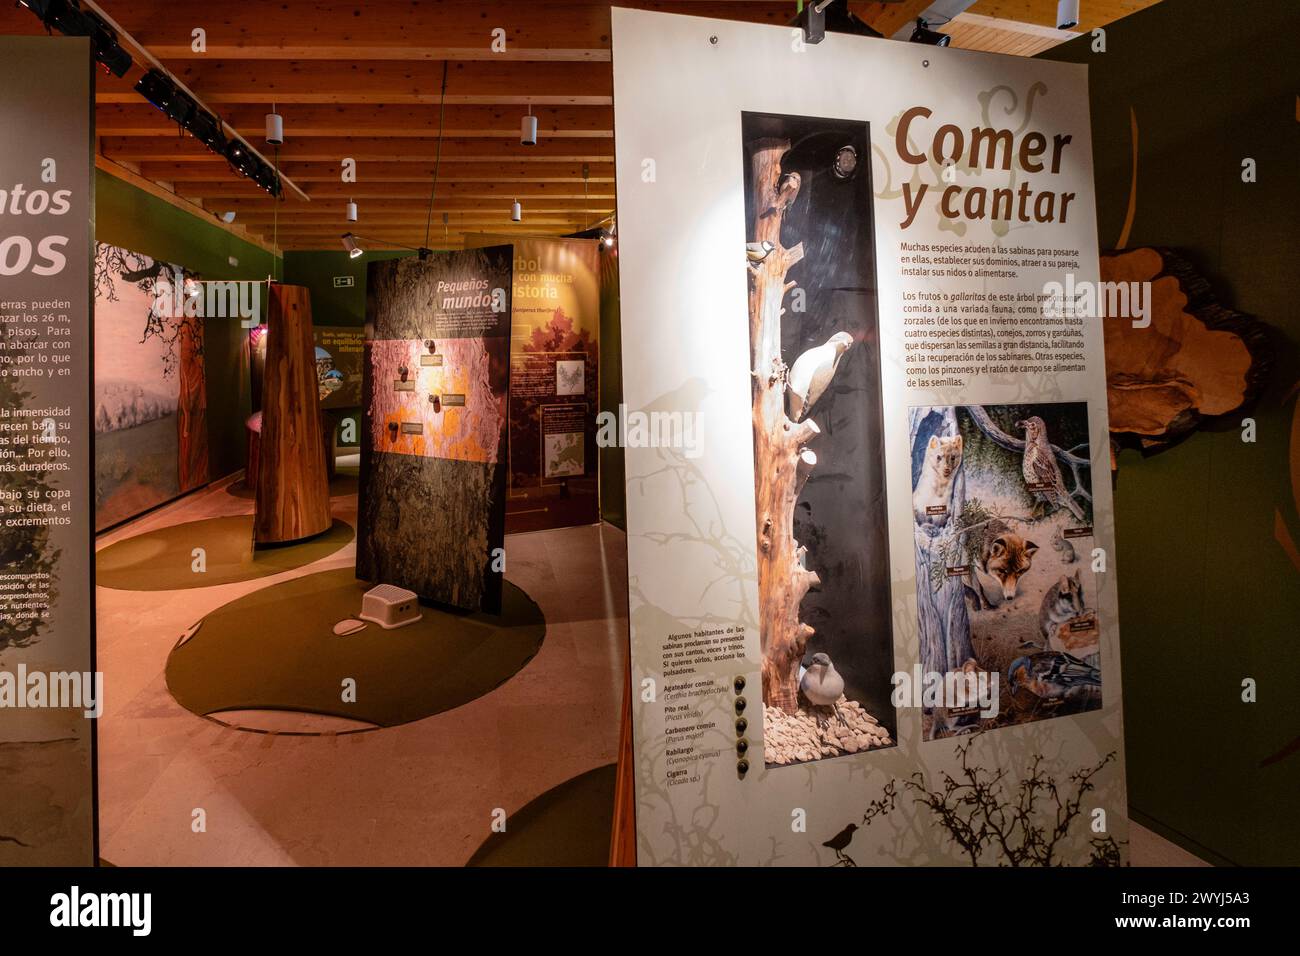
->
762, 171, 801, 219
787, 331, 853, 422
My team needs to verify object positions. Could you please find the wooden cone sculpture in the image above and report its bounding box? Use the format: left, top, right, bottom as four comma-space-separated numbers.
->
749, 140, 830, 715
254, 284, 332, 545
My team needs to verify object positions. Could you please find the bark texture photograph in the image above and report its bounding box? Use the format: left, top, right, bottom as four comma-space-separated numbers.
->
357, 248, 513, 614
742, 113, 895, 767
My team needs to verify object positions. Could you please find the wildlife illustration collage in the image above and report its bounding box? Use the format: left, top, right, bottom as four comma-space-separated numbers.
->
911, 402, 1101, 739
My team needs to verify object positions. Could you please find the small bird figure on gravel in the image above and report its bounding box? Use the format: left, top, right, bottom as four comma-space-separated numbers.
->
800, 652, 847, 725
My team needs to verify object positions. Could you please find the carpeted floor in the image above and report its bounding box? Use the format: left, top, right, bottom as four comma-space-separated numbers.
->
95, 514, 354, 590
165, 567, 547, 729
465, 764, 616, 867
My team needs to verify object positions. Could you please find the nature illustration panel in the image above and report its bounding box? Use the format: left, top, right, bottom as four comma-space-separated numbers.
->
93, 243, 207, 531
910, 402, 1101, 739
742, 112, 896, 767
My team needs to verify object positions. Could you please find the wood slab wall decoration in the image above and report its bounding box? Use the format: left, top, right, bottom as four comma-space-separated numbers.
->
254, 284, 332, 545
357, 247, 513, 613
1102, 247, 1270, 463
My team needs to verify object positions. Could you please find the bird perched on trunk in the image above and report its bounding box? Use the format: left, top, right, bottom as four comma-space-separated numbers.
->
762, 170, 801, 218
787, 331, 853, 421
1015, 415, 1085, 521
800, 651, 847, 726
746, 240, 775, 263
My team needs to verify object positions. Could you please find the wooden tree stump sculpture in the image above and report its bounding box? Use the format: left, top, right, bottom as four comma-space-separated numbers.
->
749, 140, 827, 715
254, 284, 332, 545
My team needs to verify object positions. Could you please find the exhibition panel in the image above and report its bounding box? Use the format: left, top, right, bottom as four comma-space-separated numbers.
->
0, 0, 1295, 903
611, 7, 1123, 866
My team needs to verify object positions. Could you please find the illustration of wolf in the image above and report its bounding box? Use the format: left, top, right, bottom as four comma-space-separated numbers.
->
966, 519, 1039, 609
1039, 569, 1086, 647
912, 434, 962, 528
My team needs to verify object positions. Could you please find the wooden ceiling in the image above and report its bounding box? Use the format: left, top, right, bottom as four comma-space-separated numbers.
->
0, 0, 1158, 254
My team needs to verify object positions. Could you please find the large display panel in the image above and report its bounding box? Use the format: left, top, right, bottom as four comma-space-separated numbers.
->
356, 247, 513, 613
93, 243, 208, 530
468, 234, 602, 532
0, 36, 95, 866
613, 9, 1127, 866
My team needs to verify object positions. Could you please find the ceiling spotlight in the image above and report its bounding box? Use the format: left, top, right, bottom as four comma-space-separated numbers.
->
346, 200, 358, 222
135, 68, 196, 126
511, 199, 522, 223
1056, 0, 1080, 30
265, 110, 284, 146
183, 108, 226, 152
909, 17, 951, 46
341, 233, 362, 259
219, 211, 236, 223
521, 105, 538, 147
20, 0, 132, 77
224, 139, 257, 177
602, 232, 614, 248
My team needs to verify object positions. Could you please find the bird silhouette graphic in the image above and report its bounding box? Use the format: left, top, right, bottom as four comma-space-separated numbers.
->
822, 823, 858, 866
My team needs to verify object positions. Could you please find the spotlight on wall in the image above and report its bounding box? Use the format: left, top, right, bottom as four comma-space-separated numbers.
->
19, 0, 132, 76
346, 200, 358, 222
1056, 0, 1080, 30
511, 199, 522, 223
341, 233, 363, 259
521, 106, 538, 147
265, 110, 284, 146
219, 211, 236, 223
909, 17, 951, 47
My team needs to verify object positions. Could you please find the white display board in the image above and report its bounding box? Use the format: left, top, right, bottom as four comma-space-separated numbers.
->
613, 8, 1127, 866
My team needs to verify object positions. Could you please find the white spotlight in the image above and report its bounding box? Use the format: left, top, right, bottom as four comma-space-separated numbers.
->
265, 110, 284, 146
341, 233, 362, 259
511, 199, 522, 223
1056, 0, 1080, 29
521, 106, 538, 146
346, 200, 358, 222
220, 211, 236, 223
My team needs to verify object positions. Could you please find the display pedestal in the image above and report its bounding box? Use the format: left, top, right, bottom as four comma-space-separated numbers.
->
254, 284, 332, 545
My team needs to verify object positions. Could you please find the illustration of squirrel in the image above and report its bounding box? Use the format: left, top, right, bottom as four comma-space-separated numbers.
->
913, 434, 963, 528
1052, 526, 1076, 563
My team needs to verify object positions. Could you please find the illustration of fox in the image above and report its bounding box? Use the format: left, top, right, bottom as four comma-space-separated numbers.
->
967, 519, 1039, 609
913, 434, 962, 528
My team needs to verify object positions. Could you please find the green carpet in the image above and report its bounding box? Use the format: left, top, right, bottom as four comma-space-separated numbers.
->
166, 568, 546, 728
465, 764, 616, 867
96, 515, 354, 591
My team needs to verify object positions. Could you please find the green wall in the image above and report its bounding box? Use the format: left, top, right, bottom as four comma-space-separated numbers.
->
95, 170, 280, 480
1042, 0, 1300, 865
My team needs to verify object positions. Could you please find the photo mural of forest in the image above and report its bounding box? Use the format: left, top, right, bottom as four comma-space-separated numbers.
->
93, 243, 208, 531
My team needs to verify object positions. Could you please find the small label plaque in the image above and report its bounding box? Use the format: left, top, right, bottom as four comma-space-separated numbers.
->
419, 354, 444, 367
400, 422, 423, 435
393, 381, 416, 392
440, 394, 466, 407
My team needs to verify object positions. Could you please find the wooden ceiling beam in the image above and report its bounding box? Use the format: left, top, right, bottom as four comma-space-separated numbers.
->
176, 182, 616, 199
96, 61, 616, 107
139, 162, 616, 183
86, 1, 806, 62
99, 136, 615, 163
97, 104, 614, 138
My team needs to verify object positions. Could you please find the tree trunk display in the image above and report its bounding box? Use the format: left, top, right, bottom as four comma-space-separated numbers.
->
357, 248, 513, 614
748, 139, 824, 715
254, 284, 332, 545
1101, 247, 1270, 461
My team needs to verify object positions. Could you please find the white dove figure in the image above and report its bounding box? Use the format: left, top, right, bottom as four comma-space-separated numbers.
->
800, 652, 848, 725
787, 331, 853, 422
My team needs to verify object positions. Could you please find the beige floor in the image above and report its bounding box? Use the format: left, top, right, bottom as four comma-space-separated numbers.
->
95, 474, 1206, 867
95, 474, 628, 866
